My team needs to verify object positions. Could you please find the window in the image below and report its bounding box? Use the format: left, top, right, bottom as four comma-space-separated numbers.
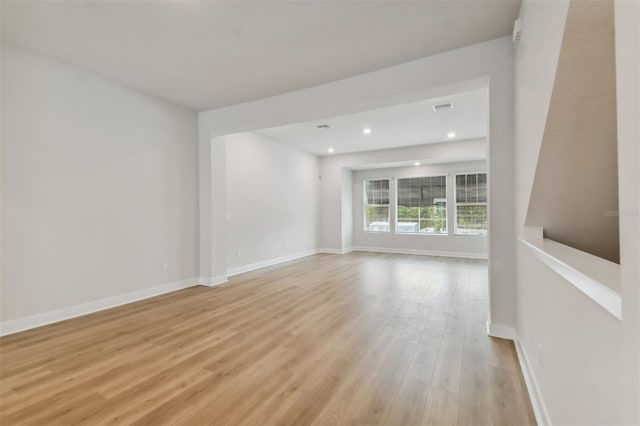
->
364, 179, 390, 232
396, 176, 447, 234
455, 172, 488, 235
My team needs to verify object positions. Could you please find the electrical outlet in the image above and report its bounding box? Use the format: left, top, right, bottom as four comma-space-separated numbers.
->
236, 250, 241, 258
283, 243, 288, 249
537, 344, 544, 368
163, 263, 171, 273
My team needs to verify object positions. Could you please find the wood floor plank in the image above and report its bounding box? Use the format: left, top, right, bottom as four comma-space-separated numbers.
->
457, 344, 492, 426
309, 326, 401, 426
384, 360, 434, 426
488, 337, 520, 372
0, 253, 535, 425
347, 339, 417, 425
430, 329, 465, 394
489, 365, 535, 426
421, 388, 459, 426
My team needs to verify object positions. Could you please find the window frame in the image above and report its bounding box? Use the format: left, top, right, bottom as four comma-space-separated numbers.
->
363, 177, 391, 233
453, 171, 488, 236
395, 174, 448, 235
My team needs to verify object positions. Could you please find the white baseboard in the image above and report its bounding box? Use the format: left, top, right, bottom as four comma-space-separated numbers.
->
317, 247, 353, 255
351, 246, 488, 260
226, 249, 318, 277
198, 274, 228, 287
0, 277, 199, 336
514, 339, 552, 426
486, 320, 517, 340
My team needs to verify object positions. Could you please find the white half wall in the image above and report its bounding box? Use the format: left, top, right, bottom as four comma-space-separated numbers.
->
352, 161, 487, 258
1, 44, 199, 327
225, 132, 319, 274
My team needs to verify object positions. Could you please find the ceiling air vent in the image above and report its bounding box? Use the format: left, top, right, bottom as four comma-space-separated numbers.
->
316, 124, 333, 129
432, 102, 453, 112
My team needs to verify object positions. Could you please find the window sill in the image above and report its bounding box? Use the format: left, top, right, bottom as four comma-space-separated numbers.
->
519, 237, 621, 320
454, 233, 487, 237
395, 232, 448, 236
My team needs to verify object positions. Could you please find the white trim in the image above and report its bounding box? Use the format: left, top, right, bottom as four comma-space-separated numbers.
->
226, 249, 318, 277
198, 275, 228, 287
519, 238, 622, 319
317, 248, 353, 255
485, 320, 517, 340
514, 339, 552, 426
351, 246, 487, 260
0, 278, 199, 336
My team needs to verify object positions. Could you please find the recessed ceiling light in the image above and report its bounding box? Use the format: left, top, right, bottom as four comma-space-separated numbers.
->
447, 132, 456, 138
363, 128, 372, 135
327, 147, 334, 153
414, 162, 421, 166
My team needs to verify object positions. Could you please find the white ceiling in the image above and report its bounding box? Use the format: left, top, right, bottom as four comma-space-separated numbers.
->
1, 1, 520, 111
257, 89, 488, 156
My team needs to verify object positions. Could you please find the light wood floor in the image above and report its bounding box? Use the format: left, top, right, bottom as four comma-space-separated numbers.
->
0, 252, 535, 425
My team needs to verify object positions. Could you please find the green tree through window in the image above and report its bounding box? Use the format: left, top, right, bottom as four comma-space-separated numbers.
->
396, 176, 447, 234
455, 173, 488, 235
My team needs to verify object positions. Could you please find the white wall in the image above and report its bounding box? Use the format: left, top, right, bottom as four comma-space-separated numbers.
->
340, 169, 354, 251
615, 1, 640, 423
352, 161, 487, 258
514, 1, 639, 424
615, 0, 640, 424
1, 44, 198, 328
199, 36, 517, 333
199, 136, 227, 285
225, 132, 319, 273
